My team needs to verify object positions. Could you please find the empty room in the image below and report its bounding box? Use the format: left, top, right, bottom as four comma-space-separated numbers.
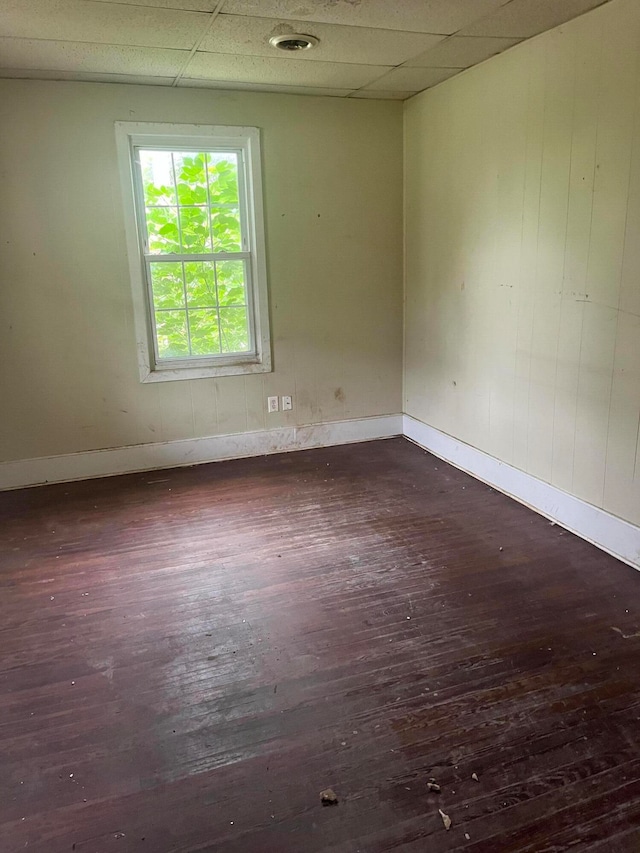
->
1, 0, 640, 850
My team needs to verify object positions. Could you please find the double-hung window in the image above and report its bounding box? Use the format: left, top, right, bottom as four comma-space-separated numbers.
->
116, 122, 271, 382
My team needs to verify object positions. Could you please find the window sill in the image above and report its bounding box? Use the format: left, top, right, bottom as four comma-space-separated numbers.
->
140, 358, 272, 382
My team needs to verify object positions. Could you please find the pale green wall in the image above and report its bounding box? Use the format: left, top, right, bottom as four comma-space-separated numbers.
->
404, 0, 640, 526
0, 80, 403, 462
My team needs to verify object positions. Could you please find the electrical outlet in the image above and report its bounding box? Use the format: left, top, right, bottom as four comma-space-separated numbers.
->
267, 396, 279, 413
282, 395, 293, 411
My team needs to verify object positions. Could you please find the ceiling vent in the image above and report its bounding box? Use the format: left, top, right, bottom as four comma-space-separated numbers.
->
269, 34, 319, 52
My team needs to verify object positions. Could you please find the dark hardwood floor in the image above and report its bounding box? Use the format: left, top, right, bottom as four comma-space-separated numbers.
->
1, 437, 639, 852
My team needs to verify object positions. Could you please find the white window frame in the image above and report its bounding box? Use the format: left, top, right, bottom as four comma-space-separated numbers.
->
115, 121, 271, 382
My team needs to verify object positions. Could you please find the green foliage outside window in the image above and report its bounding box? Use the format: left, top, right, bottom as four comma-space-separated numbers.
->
140, 150, 250, 359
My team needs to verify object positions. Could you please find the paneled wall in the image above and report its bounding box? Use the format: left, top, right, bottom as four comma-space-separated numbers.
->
0, 81, 403, 463
404, 0, 640, 526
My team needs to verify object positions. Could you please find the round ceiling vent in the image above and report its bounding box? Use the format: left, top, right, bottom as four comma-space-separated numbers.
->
269, 33, 319, 51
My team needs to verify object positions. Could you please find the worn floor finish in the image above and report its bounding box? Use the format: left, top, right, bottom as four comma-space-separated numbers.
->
1, 438, 639, 853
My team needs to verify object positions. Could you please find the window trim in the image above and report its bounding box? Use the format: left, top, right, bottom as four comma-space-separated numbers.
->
115, 121, 271, 382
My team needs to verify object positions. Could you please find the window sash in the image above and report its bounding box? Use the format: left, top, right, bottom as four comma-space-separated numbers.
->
131, 144, 256, 366
144, 256, 257, 365
143, 252, 250, 262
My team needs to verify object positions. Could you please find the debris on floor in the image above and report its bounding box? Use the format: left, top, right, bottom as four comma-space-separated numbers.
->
438, 808, 452, 830
471, 772, 479, 782
427, 779, 441, 793
465, 832, 471, 840
611, 626, 640, 639
320, 788, 339, 806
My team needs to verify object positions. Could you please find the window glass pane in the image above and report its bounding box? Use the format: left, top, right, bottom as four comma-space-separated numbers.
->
155, 310, 189, 358
216, 260, 246, 306
211, 206, 242, 252
219, 306, 250, 353
207, 153, 239, 206
146, 206, 180, 254
141, 149, 243, 255
150, 262, 185, 310
173, 152, 208, 207
189, 309, 221, 355
185, 262, 217, 308
179, 206, 211, 253
140, 150, 176, 206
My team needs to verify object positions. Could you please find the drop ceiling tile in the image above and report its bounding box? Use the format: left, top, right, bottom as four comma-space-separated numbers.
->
406, 35, 521, 67
178, 78, 353, 96
349, 90, 417, 100
90, 0, 217, 8
362, 66, 461, 91
0, 38, 189, 75
458, 0, 610, 38
186, 51, 391, 88
222, 0, 511, 35
0, 67, 176, 85
0, 0, 209, 50
201, 14, 445, 66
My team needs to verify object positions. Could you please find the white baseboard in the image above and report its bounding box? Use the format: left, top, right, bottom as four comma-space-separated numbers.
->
3, 411, 638, 572
404, 414, 640, 571
0, 414, 403, 491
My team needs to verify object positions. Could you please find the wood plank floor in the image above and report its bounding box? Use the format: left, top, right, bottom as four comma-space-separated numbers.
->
1, 437, 640, 852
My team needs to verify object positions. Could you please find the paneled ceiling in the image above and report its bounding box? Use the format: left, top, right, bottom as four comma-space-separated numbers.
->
0, 0, 613, 99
